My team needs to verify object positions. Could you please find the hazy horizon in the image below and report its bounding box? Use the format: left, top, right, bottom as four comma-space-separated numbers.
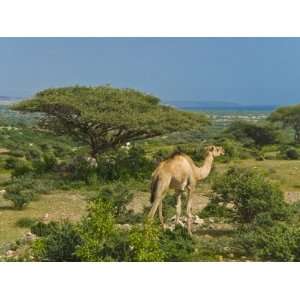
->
2, 38, 300, 106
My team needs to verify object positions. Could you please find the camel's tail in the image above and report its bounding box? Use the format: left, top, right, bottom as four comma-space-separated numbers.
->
150, 175, 159, 204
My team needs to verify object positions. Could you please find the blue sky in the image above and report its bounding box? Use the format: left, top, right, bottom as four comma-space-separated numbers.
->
1, 38, 300, 105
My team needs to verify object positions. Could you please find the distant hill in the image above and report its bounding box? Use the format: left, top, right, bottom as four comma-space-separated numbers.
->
0, 96, 12, 101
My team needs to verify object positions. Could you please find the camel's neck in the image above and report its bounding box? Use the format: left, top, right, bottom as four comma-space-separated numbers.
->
195, 153, 214, 180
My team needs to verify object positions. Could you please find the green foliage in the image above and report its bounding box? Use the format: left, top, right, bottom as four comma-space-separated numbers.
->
199, 200, 235, 221
279, 146, 300, 160
11, 159, 33, 177
32, 152, 58, 173
226, 120, 279, 148
4, 174, 55, 209
75, 198, 118, 261
269, 104, 300, 143
31, 221, 58, 236
160, 226, 195, 261
4, 175, 37, 209
97, 146, 154, 181
13, 86, 208, 156
128, 221, 164, 262
4, 157, 19, 169
16, 217, 38, 228
238, 223, 300, 261
67, 155, 97, 183
31, 221, 81, 262
212, 167, 290, 224
95, 184, 134, 221
217, 138, 245, 162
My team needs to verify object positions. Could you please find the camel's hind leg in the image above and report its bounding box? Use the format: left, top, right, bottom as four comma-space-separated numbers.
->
175, 190, 182, 225
186, 186, 194, 236
158, 201, 165, 229
148, 195, 162, 219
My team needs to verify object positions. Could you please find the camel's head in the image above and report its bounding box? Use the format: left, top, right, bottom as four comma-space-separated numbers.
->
206, 145, 225, 157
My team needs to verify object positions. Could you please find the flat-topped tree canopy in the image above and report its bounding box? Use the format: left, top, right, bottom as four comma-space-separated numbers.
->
12, 86, 209, 156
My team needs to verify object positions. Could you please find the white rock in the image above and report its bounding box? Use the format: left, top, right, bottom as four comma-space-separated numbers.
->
193, 216, 205, 226
225, 202, 235, 210
6, 250, 16, 257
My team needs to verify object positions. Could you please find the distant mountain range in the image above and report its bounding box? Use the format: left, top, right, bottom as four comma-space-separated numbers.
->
0, 96, 13, 100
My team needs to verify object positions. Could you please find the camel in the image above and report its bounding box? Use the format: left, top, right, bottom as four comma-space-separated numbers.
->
148, 145, 225, 235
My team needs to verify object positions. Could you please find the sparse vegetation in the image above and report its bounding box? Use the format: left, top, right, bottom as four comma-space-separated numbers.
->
2, 85, 300, 262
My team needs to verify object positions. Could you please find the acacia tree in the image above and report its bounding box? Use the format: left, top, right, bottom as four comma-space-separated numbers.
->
226, 120, 279, 148
268, 105, 300, 143
13, 86, 208, 157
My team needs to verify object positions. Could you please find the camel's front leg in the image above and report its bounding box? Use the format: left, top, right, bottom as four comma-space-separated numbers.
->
186, 187, 194, 236
175, 190, 182, 225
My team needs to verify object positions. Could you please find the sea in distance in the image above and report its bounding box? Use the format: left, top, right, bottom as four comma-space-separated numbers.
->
168, 102, 278, 128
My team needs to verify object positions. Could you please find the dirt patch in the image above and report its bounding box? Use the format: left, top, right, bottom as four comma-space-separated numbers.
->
284, 191, 300, 204
129, 191, 210, 214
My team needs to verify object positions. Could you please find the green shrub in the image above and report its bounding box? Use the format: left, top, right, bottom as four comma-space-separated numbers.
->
31, 221, 58, 236
4, 174, 54, 209
32, 152, 58, 173
199, 199, 235, 221
97, 146, 154, 181
16, 217, 38, 228
95, 184, 134, 222
11, 159, 33, 177
67, 155, 97, 184
9, 149, 25, 158
75, 199, 118, 261
4, 176, 37, 209
238, 223, 300, 261
160, 226, 195, 261
31, 221, 81, 262
128, 221, 164, 262
281, 147, 300, 160
4, 157, 19, 169
212, 167, 290, 224
24, 147, 43, 161
218, 139, 243, 162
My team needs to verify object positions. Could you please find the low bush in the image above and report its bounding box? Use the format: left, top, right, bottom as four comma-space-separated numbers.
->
128, 221, 164, 262
281, 146, 300, 160
160, 226, 195, 261
4, 157, 19, 169
199, 199, 235, 221
31, 221, 81, 262
16, 217, 38, 228
94, 184, 134, 222
75, 198, 119, 261
4, 174, 55, 209
4, 175, 37, 209
97, 146, 154, 182
212, 167, 290, 224
238, 223, 300, 261
11, 159, 33, 177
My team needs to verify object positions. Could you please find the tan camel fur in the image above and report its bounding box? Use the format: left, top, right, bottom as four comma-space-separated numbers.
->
148, 145, 225, 235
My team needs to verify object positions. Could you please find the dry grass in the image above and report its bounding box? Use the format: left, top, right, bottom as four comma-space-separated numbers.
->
215, 159, 300, 192
0, 190, 86, 250
1, 157, 300, 253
